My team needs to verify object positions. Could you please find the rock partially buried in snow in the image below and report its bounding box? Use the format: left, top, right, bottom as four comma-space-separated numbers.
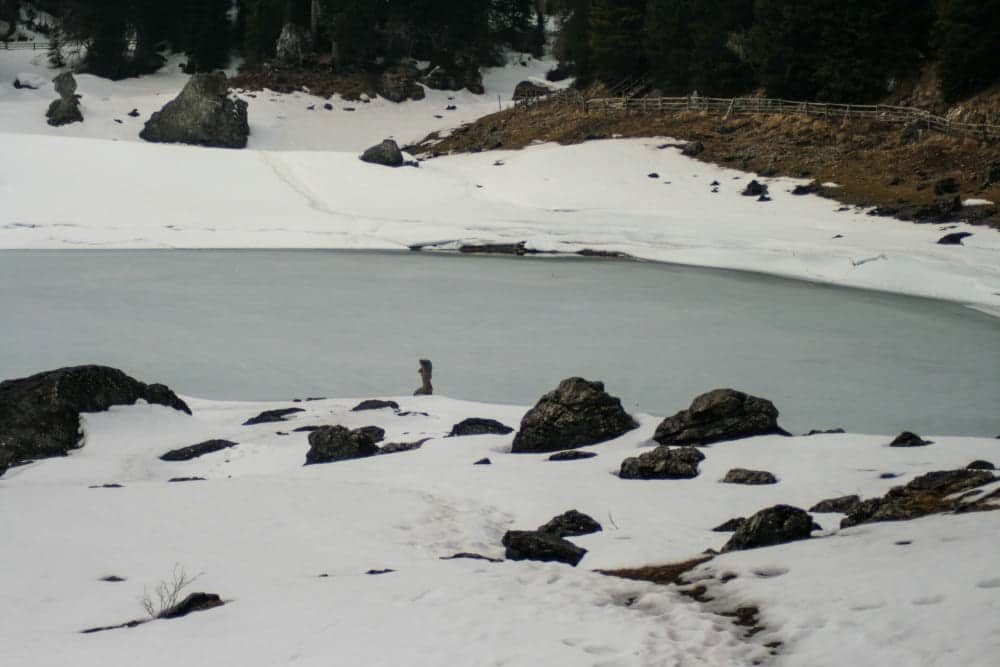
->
537, 510, 602, 538
360, 139, 404, 167
841, 469, 996, 528
889, 431, 933, 447
721, 468, 778, 485
159, 592, 224, 619
448, 417, 514, 437
305, 425, 381, 464
741, 180, 768, 197
809, 494, 862, 514
654, 388, 785, 447
548, 450, 597, 462
243, 407, 304, 425
140, 72, 249, 149
160, 439, 237, 461
619, 446, 705, 479
351, 399, 399, 412
721, 505, 815, 552
511, 377, 638, 454
0, 365, 190, 476
501, 530, 587, 566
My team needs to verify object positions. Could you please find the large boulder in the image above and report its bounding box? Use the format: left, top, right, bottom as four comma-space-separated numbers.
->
45, 72, 83, 127
275, 22, 312, 65
538, 510, 602, 538
448, 418, 514, 437
501, 530, 586, 566
511, 377, 638, 453
360, 139, 404, 167
721, 468, 778, 485
422, 64, 484, 94
140, 72, 249, 149
512, 80, 551, 101
653, 388, 785, 447
379, 64, 425, 103
304, 425, 381, 465
619, 446, 704, 479
0, 365, 190, 475
721, 504, 815, 552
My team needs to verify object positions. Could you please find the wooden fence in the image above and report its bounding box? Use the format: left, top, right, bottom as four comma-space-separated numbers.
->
582, 95, 1000, 142
1, 40, 51, 50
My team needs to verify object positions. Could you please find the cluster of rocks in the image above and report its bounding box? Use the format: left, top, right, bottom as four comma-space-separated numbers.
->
502, 509, 602, 567
0, 365, 190, 476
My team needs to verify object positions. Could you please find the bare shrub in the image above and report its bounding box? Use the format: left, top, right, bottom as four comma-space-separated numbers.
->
141, 565, 201, 619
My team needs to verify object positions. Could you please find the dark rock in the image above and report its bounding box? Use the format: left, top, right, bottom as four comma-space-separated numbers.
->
648, 172, 659, 178
128, 108, 140, 117
548, 450, 598, 462
355, 425, 386, 444
681, 141, 704, 157
914, 196, 961, 222
89, 483, 124, 489
804, 428, 845, 435
440, 552, 504, 563
449, 418, 514, 437
981, 159, 1000, 189
292, 425, 321, 432
365, 569, 395, 575
159, 592, 224, 619
377, 439, 428, 455
809, 494, 861, 514
379, 64, 425, 103
140, 72, 249, 149
721, 468, 777, 485
933, 177, 960, 196
654, 388, 785, 447
721, 505, 814, 552
46, 72, 83, 126
538, 510, 602, 538
422, 64, 484, 94
160, 439, 237, 461
511, 377, 638, 453
757, 194, 772, 202
791, 182, 820, 195
323, 103, 333, 110
889, 431, 932, 447
100, 575, 127, 582
841, 469, 996, 528
501, 530, 586, 566
305, 425, 380, 464
880, 472, 901, 479
275, 22, 312, 65
619, 446, 705, 480
473, 457, 492, 465
360, 139, 404, 167
742, 180, 768, 197
242, 407, 304, 425
168, 476, 206, 483
967, 460, 995, 470
512, 80, 551, 101
0, 365, 190, 475
712, 517, 746, 532
937, 232, 972, 245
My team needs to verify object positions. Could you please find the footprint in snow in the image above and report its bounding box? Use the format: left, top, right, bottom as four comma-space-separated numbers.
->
976, 577, 1000, 589
911, 595, 945, 606
752, 566, 789, 579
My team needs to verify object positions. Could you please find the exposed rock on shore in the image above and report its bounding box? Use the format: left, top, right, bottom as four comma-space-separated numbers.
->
654, 388, 786, 447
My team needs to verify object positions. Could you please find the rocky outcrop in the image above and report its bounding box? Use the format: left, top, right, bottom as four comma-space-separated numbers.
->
502, 530, 587, 566
448, 418, 514, 437
0, 365, 190, 475
538, 510, 602, 538
712, 517, 746, 532
351, 399, 399, 412
721, 468, 777, 485
160, 439, 237, 461
841, 469, 996, 528
619, 446, 704, 479
809, 494, 862, 514
275, 23, 312, 65
379, 64, 425, 103
46, 72, 83, 127
360, 139, 404, 167
140, 72, 249, 149
242, 407, 304, 425
512, 80, 550, 101
304, 425, 381, 464
653, 389, 785, 447
741, 180, 768, 197
721, 505, 815, 552
511, 378, 638, 453
889, 431, 933, 447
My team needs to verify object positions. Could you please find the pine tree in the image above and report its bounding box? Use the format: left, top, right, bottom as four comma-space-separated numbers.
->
588, 0, 646, 84
936, 0, 1000, 102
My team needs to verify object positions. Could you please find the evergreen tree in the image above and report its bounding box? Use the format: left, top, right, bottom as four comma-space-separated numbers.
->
553, 0, 592, 83
936, 0, 1000, 102
588, 0, 646, 84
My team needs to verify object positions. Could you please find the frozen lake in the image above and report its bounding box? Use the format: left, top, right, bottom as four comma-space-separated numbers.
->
1, 250, 997, 436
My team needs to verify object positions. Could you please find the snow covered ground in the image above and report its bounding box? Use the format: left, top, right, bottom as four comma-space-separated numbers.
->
2, 39, 999, 667
2, 395, 998, 666
1, 48, 999, 312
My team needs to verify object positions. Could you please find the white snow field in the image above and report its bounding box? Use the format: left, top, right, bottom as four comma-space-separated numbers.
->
1, 396, 998, 666
2, 37, 1000, 667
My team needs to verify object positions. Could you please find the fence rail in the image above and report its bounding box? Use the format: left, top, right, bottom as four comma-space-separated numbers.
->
1, 40, 51, 50
582, 95, 1000, 141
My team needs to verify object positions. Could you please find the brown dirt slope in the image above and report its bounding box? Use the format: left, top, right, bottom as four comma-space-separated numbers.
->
408, 99, 1000, 229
